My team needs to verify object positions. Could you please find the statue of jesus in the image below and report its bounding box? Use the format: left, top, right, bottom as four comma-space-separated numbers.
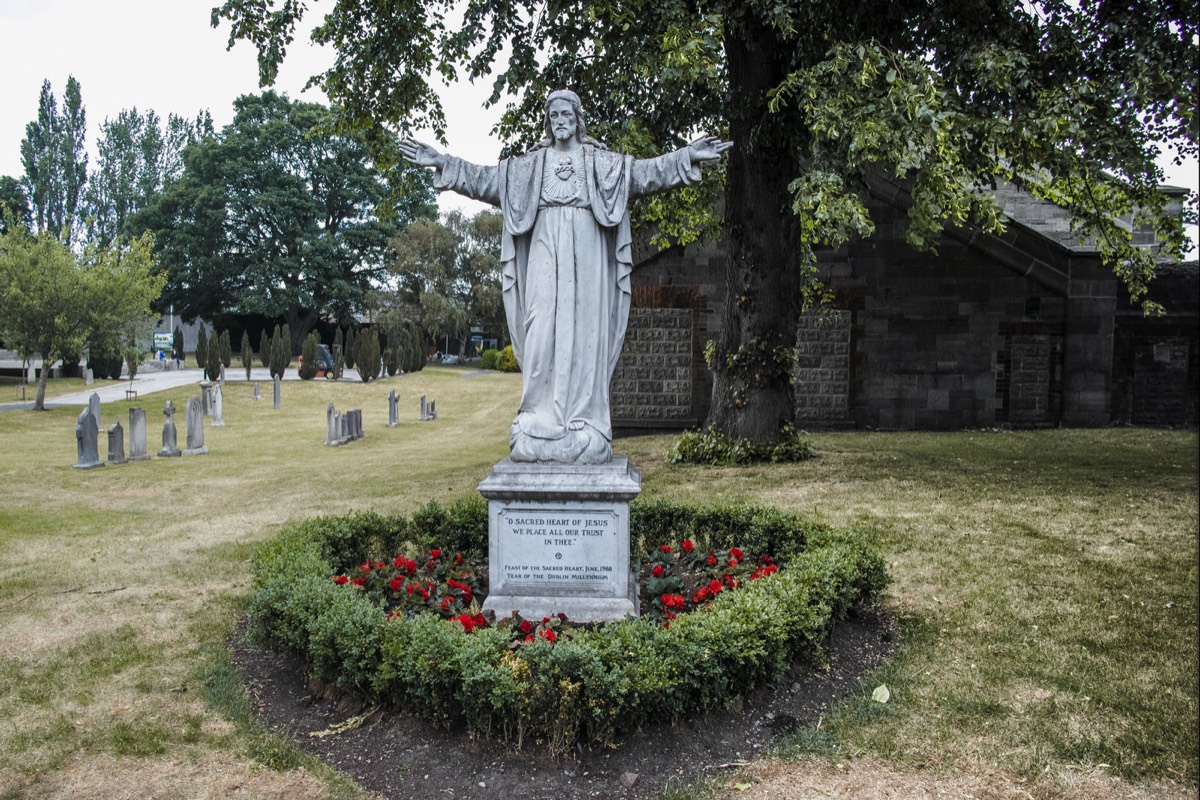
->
401, 89, 731, 464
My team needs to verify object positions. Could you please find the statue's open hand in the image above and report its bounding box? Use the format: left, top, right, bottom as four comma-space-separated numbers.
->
399, 139, 444, 169
688, 135, 733, 163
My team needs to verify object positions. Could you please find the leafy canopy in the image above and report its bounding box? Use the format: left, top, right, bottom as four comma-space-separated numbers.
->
214, 0, 1197, 309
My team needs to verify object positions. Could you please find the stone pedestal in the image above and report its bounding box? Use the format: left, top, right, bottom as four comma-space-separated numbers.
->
478, 457, 641, 623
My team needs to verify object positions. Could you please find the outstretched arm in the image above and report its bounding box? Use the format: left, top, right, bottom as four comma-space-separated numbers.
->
400, 138, 500, 206
687, 135, 733, 163
399, 139, 446, 170
629, 135, 734, 198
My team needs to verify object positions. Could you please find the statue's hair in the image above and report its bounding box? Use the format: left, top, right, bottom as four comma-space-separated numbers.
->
533, 89, 607, 150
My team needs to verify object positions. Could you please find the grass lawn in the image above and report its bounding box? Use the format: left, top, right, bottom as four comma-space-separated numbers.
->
0, 368, 1195, 799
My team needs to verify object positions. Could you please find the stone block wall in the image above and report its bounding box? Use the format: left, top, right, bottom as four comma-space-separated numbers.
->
794, 311, 851, 426
611, 307, 695, 426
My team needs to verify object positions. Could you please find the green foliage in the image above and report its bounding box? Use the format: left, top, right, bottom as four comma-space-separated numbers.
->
218, 329, 232, 368
195, 325, 209, 372
0, 176, 31, 234
204, 334, 223, 382
136, 91, 435, 348
667, 426, 816, 465
239, 330, 253, 380
298, 332, 319, 380
87, 342, 124, 381
268, 325, 288, 379
0, 226, 164, 409
354, 328, 382, 382
343, 327, 356, 369
245, 499, 886, 752
172, 325, 183, 362
497, 344, 519, 373
382, 210, 503, 359
258, 330, 270, 369
20, 77, 87, 243
480, 348, 500, 370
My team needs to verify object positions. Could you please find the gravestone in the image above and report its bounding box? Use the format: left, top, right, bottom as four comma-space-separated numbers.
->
211, 384, 225, 426
200, 379, 212, 416
88, 392, 102, 435
85, 368, 93, 386
159, 400, 181, 457
127, 408, 150, 462
253, 382, 261, 401
325, 403, 337, 445
420, 394, 437, 421
273, 376, 281, 409
107, 422, 127, 465
429, 400, 437, 420
219, 365, 226, 385
388, 389, 399, 428
352, 409, 364, 440
74, 408, 104, 469
478, 458, 641, 622
184, 395, 208, 455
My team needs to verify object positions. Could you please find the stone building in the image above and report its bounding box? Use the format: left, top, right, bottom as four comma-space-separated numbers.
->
611, 176, 1197, 431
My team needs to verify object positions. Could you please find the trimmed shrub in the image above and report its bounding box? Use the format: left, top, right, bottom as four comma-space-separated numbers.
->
480, 348, 500, 370
497, 344, 519, 372
240, 331, 253, 380
219, 329, 232, 368
259, 330, 271, 369
195, 326, 209, 373
247, 498, 887, 753
355, 328, 382, 382
299, 332, 319, 380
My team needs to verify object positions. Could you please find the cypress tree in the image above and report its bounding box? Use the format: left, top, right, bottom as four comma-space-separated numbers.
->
195, 326, 208, 372
240, 331, 253, 380
219, 330, 232, 368
172, 326, 184, 364
259, 330, 271, 369
344, 327, 356, 369
299, 332, 319, 380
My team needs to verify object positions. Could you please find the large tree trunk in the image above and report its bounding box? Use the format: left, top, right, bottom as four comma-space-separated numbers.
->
706, 23, 805, 442
33, 353, 50, 411
285, 307, 319, 356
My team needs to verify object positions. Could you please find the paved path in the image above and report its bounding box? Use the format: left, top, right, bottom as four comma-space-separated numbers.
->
0, 367, 362, 411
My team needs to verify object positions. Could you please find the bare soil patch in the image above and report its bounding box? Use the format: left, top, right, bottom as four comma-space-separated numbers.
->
231, 605, 893, 800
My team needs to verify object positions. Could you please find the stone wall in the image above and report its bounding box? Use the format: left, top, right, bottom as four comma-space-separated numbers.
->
611, 307, 695, 427
794, 311, 851, 427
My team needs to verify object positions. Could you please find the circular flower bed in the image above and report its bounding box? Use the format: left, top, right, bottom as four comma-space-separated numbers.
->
245, 497, 888, 752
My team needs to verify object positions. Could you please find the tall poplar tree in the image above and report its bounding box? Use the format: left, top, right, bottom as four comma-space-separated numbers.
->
19, 77, 88, 243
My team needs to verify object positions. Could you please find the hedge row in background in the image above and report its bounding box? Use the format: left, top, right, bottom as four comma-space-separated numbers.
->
245, 498, 888, 751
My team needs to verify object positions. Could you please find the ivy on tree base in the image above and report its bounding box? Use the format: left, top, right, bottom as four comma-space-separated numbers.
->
667, 425, 816, 465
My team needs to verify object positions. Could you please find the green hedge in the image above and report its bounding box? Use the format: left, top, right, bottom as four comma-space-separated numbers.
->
246, 498, 887, 752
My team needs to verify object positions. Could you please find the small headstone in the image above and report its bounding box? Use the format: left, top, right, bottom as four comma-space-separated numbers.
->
85, 368, 94, 386
325, 403, 337, 445
107, 422, 127, 465
211, 384, 225, 426
429, 399, 437, 420
88, 392, 102, 434
200, 380, 212, 416
127, 408, 150, 462
219, 365, 226, 386
253, 382, 261, 401
184, 395, 208, 455
273, 376, 281, 409
159, 400, 181, 457
419, 394, 428, 420
355, 409, 364, 439
74, 408, 104, 469
387, 389, 399, 428
339, 412, 350, 444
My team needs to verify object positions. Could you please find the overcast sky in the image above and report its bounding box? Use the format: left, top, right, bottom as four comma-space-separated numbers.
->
1, 0, 1194, 251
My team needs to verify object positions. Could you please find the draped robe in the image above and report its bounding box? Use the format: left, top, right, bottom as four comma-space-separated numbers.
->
434, 144, 702, 463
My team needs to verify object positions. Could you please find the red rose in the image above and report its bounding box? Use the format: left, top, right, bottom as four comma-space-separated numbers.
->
351, 577, 365, 587
456, 613, 475, 633
659, 544, 673, 553
333, 575, 348, 585
455, 552, 464, 565
524, 634, 534, 643
540, 629, 557, 643
681, 539, 695, 553
389, 578, 404, 592
729, 548, 744, 561
472, 613, 486, 629
405, 559, 417, 574
358, 563, 371, 572
430, 549, 442, 559
729, 558, 739, 568
393, 556, 405, 569
440, 597, 451, 610
374, 561, 385, 569
520, 619, 533, 633
652, 564, 665, 577
557, 613, 568, 621
665, 612, 677, 620
707, 579, 724, 594
706, 554, 718, 566
543, 617, 551, 623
